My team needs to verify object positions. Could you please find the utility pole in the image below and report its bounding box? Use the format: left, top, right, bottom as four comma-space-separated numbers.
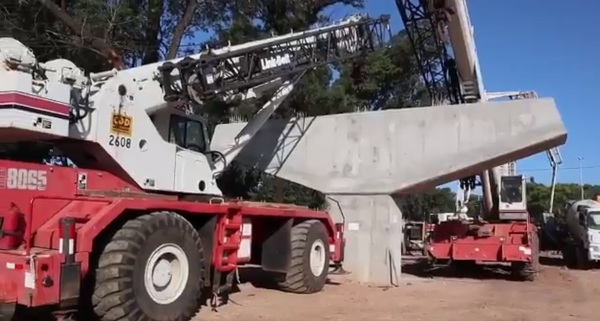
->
577, 156, 584, 199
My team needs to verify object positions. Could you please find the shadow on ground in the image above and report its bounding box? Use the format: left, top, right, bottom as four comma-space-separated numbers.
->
401, 252, 572, 282
236, 266, 341, 290
402, 259, 525, 281
539, 255, 564, 267
198, 266, 343, 311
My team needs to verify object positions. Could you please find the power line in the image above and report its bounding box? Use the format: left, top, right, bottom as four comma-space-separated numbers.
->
519, 165, 600, 173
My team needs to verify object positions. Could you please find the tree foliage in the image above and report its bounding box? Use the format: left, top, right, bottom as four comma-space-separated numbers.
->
399, 187, 456, 221
400, 182, 600, 224
1, 0, 445, 209
527, 182, 600, 221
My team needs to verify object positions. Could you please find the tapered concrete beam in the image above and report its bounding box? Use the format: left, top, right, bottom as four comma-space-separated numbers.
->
211, 98, 567, 195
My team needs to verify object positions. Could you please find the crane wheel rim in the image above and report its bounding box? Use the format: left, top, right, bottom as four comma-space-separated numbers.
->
309, 239, 326, 277
144, 243, 190, 304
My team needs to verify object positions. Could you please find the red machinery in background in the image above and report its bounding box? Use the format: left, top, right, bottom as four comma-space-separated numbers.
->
427, 175, 538, 280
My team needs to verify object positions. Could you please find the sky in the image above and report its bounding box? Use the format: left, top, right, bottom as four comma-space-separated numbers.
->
320, 0, 600, 186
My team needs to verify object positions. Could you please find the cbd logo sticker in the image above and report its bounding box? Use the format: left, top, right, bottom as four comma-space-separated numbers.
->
111, 113, 133, 136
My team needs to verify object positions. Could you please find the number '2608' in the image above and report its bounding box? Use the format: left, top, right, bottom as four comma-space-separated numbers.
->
4, 168, 48, 191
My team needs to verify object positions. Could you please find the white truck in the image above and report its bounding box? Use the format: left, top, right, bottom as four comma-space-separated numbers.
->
563, 199, 600, 267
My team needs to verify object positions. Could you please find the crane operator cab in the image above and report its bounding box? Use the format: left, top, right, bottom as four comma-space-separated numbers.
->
151, 108, 209, 152
498, 174, 528, 221
149, 106, 226, 170
150, 107, 214, 153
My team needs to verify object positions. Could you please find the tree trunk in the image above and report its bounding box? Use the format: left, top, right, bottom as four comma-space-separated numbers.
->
141, 0, 163, 64
37, 0, 123, 69
166, 0, 199, 59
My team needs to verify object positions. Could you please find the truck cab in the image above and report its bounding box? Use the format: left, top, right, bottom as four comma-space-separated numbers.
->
498, 175, 528, 221
576, 205, 600, 261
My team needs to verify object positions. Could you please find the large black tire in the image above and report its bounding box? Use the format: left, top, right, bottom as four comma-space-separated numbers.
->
513, 232, 539, 281
574, 246, 590, 270
0, 302, 15, 321
562, 243, 588, 270
278, 220, 330, 294
92, 212, 205, 321
562, 243, 577, 268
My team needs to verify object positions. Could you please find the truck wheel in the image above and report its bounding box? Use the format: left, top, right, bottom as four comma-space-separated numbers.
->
562, 244, 577, 268
513, 232, 539, 281
92, 212, 205, 321
278, 220, 330, 294
575, 246, 590, 270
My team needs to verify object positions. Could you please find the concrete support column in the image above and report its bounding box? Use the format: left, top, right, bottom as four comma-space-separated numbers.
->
327, 195, 403, 285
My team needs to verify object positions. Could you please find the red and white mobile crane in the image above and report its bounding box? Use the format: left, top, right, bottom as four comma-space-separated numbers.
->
0, 14, 390, 321
395, 0, 546, 280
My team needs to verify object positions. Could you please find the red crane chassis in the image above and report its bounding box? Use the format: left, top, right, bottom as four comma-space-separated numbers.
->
425, 220, 539, 280
0, 159, 345, 319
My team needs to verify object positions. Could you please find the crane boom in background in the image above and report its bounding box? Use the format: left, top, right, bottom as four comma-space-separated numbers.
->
395, 0, 562, 217
394, 0, 462, 106
395, 0, 480, 213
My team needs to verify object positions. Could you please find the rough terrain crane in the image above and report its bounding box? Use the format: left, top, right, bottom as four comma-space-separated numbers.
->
0, 14, 390, 321
395, 0, 559, 280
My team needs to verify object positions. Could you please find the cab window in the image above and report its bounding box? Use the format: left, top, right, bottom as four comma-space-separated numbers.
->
168, 114, 206, 153
500, 176, 523, 203
588, 211, 600, 229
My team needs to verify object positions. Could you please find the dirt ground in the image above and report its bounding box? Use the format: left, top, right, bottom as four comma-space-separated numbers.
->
197, 259, 600, 321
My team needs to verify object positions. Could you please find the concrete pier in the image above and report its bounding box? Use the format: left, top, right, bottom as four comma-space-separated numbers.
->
326, 195, 403, 284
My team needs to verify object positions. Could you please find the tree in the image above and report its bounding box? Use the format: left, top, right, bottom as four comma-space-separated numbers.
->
399, 187, 456, 221
526, 182, 600, 221
249, 174, 327, 210
334, 30, 430, 111
5, 0, 226, 71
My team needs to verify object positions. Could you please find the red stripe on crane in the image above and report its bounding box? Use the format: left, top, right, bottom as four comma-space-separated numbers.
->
0, 91, 70, 116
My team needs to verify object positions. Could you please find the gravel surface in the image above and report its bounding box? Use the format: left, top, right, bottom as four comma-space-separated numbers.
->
198, 263, 600, 321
